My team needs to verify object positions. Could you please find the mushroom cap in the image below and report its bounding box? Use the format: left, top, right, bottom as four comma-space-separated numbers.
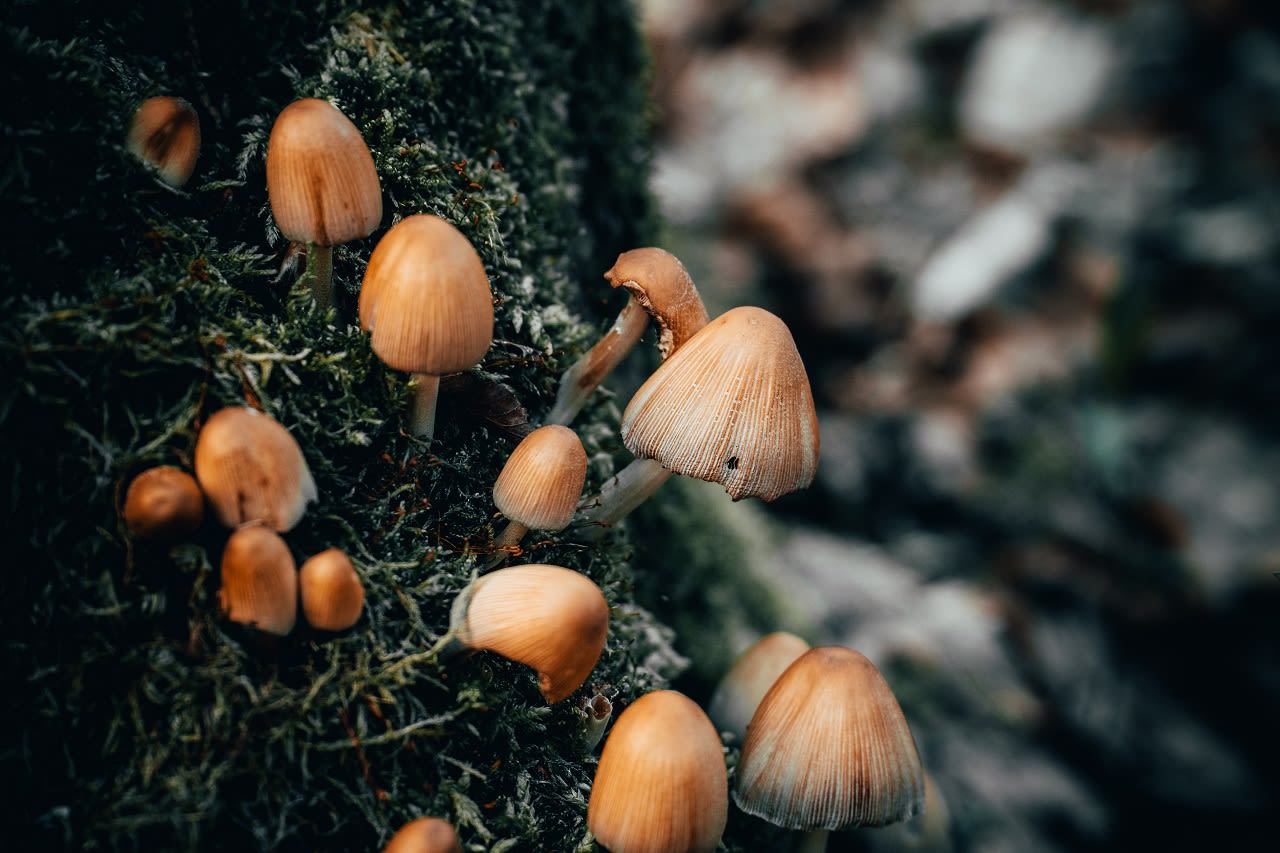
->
733, 646, 925, 830
621, 305, 820, 501
127, 96, 201, 188
587, 689, 728, 853
122, 464, 205, 540
359, 213, 495, 375
604, 247, 709, 359
451, 563, 608, 703
265, 97, 382, 246
381, 816, 463, 853
707, 631, 810, 740
218, 522, 298, 637
492, 424, 588, 531
299, 548, 364, 632
193, 406, 318, 532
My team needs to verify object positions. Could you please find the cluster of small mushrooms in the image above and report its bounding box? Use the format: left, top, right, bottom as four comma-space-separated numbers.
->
124, 94, 930, 852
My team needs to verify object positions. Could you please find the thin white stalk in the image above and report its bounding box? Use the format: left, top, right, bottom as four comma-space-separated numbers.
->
546, 297, 647, 425
573, 457, 673, 540
408, 372, 441, 441
481, 519, 530, 571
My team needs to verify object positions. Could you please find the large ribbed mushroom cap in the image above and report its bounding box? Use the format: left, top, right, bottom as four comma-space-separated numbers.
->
734, 646, 926, 830
265, 98, 382, 247
707, 631, 810, 740
358, 213, 495, 375
604, 247, 709, 359
620, 305, 820, 501
127, 96, 201, 188
493, 424, 588, 531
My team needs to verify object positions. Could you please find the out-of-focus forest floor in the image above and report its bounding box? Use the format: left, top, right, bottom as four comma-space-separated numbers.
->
635, 0, 1280, 850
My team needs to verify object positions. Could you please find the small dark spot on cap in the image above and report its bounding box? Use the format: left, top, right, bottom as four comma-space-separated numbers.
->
726, 456, 739, 470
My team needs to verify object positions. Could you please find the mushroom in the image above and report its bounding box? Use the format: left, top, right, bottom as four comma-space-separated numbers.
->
433, 564, 608, 703
127, 96, 201, 188
122, 464, 205, 540
487, 424, 588, 566
546, 247, 709, 426
218, 521, 298, 637
733, 646, 925, 849
298, 547, 364, 632
587, 690, 728, 853
193, 406, 317, 532
359, 213, 495, 442
266, 97, 383, 309
576, 305, 819, 536
707, 631, 810, 741
381, 816, 463, 853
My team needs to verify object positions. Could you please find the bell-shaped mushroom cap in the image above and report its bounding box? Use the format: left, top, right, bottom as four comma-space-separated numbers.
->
605, 247, 709, 359
587, 690, 728, 853
381, 816, 463, 853
193, 406, 318, 532
450, 564, 608, 703
359, 213, 495, 375
707, 631, 810, 740
734, 646, 926, 830
218, 522, 298, 637
299, 548, 364, 632
265, 97, 382, 247
127, 96, 201, 188
493, 424, 588, 531
122, 464, 205, 540
621, 305, 820, 501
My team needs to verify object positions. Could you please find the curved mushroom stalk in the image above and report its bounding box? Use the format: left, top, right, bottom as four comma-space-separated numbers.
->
546, 247, 708, 426
573, 457, 672, 541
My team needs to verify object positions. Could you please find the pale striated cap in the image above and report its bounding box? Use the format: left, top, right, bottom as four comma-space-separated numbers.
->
493, 424, 588, 532
359, 213, 495, 375
299, 548, 364, 632
604, 247, 709, 359
193, 406, 317, 532
734, 646, 926, 830
381, 816, 463, 853
127, 96, 201, 188
266, 98, 382, 246
707, 631, 810, 740
218, 522, 298, 637
587, 689, 728, 853
621, 305, 820, 501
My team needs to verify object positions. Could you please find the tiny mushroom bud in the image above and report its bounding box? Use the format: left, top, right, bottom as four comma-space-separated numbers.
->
218, 521, 298, 637
193, 406, 317, 532
127, 96, 201, 188
576, 305, 819, 536
488, 424, 588, 565
707, 631, 810, 740
359, 213, 495, 443
435, 564, 608, 703
734, 646, 926, 842
381, 816, 463, 853
298, 547, 364, 633
587, 690, 728, 853
122, 464, 205, 540
546, 247, 709, 425
266, 97, 383, 309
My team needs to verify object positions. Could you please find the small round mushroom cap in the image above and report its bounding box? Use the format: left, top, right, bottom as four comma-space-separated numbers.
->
218, 522, 298, 637
381, 816, 463, 853
604, 247, 709, 359
265, 98, 382, 247
493, 424, 588, 532
127, 96, 201, 187
734, 646, 926, 830
193, 406, 317, 532
359, 213, 495, 375
587, 690, 728, 853
122, 464, 205, 540
621, 305, 820, 501
707, 631, 810, 739
299, 548, 364, 632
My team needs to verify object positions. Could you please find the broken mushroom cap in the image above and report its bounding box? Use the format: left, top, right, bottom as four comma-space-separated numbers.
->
298, 548, 364, 632
444, 563, 608, 704
359, 213, 495, 440
587, 689, 728, 853
193, 406, 318, 532
381, 816, 463, 853
491, 424, 588, 553
122, 464, 205, 540
127, 96, 201, 188
707, 631, 810, 740
218, 521, 298, 637
734, 646, 926, 831
265, 97, 382, 248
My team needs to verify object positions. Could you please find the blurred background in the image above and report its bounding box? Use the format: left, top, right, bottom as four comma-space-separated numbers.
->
631, 0, 1279, 850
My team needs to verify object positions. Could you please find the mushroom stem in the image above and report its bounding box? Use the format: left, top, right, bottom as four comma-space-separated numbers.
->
481, 519, 531, 571
546, 297, 648, 425
798, 829, 830, 853
573, 456, 673, 540
306, 243, 334, 309
408, 372, 442, 441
